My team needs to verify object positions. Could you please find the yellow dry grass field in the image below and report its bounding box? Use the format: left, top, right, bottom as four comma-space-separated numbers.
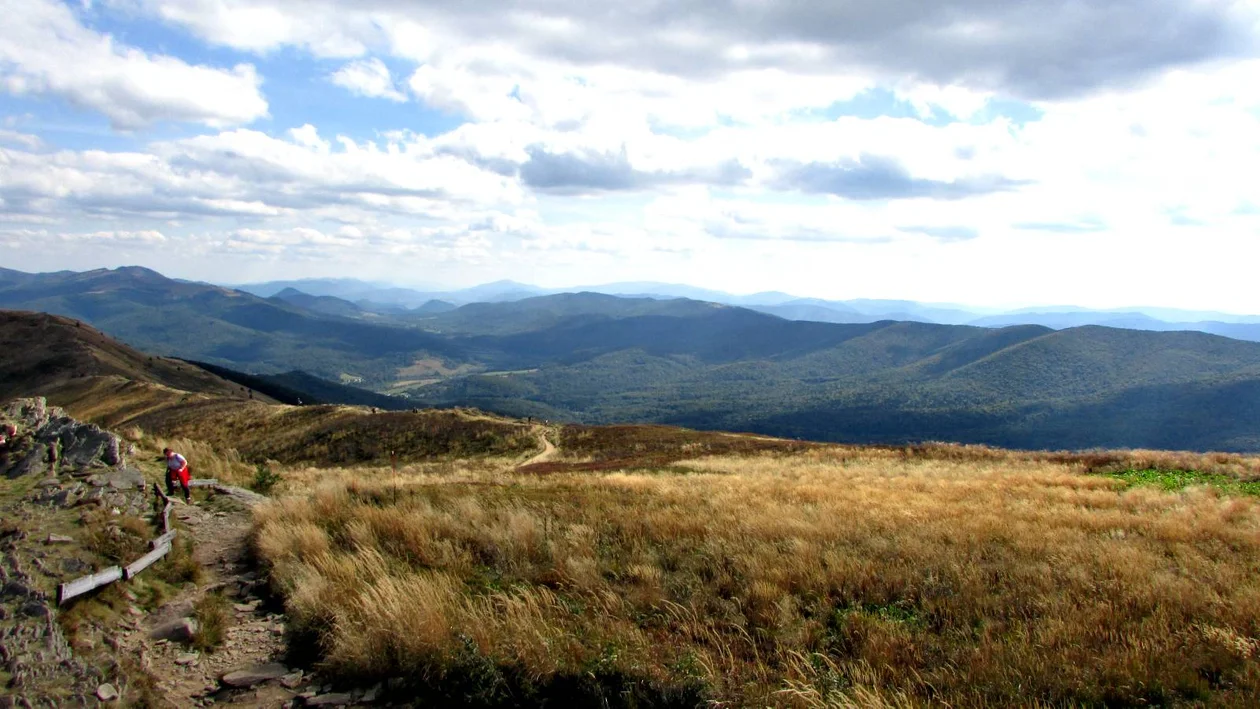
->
254, 444, 1260, 707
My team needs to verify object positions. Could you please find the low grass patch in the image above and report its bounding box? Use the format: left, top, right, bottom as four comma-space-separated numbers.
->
1108, 468, 1260, 496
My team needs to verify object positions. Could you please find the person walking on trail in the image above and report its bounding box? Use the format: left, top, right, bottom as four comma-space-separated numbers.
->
164, 447, 192, 503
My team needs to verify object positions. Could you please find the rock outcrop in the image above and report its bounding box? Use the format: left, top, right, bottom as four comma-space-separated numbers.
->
0, 398, 152, 706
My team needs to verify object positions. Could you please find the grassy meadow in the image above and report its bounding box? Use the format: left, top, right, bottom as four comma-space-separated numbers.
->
250, 433, 1260, 707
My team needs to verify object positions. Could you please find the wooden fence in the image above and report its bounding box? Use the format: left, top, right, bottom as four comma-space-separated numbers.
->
55, 481, 197, 605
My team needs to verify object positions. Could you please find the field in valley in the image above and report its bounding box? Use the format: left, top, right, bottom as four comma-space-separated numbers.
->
245, 429, 1260, 707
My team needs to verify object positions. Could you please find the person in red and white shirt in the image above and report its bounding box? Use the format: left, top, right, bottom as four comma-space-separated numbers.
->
164, 447, 191, 503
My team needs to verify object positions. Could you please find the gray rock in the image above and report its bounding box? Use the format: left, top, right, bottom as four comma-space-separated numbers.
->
106, 467, 145, 490
149, 617, 198, 642
44, 533, 73, 544
305, 694, 353, 707
175, 653, 199, 666
220, 662, 289, 688
362, 683, 382, 702
96, 683, 118, 701
279, 672, 304, 689
60, 557, 90, 574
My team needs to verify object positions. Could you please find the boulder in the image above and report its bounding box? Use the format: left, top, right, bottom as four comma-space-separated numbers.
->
44, 534, 73, 544
149, 617, 198, 642
221, 662, 289, 688
96, 683, 118, 702
105, 467, 145, 490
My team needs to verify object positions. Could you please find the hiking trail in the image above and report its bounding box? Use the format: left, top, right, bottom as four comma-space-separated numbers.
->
520, 426, 558, 468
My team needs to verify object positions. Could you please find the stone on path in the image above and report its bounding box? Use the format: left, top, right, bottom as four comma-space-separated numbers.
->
96, 683, 118, 701
44, 533, 73, 544
221, 662, 289, 688
176, 653, 199, 666
149, 617, 198, 642
279, 671, 304, 689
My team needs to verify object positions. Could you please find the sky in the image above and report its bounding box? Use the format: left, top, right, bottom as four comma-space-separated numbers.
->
1, 0, 1259, 311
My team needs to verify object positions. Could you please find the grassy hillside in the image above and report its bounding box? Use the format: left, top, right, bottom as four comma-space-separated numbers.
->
0, 310, 257, 402
254, 429, 1260, 707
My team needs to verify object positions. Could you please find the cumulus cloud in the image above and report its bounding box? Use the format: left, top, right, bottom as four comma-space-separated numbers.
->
330, 58, 407, 102
120, 0, 1257, 100
0, 124, 525, 230
771, 154, 1026, 200
0, 228, 167, 245
0, 0, 268, 129
898, 225, 981, 241
0, 129, 42, 150
519, 146, 751, 194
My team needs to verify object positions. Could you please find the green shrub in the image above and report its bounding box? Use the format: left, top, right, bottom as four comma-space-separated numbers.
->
251, 463, 282, 494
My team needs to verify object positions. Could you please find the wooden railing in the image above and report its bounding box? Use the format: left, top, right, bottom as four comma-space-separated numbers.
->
56, 481, 193, 605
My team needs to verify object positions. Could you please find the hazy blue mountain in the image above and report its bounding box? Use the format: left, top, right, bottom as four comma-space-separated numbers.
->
968, 311, 1260, 343
415, 299, 458, 314
10, 267, 1260, 451
416, 292, 729, 336
270, 288, 365, 318
748, 302, 867, 324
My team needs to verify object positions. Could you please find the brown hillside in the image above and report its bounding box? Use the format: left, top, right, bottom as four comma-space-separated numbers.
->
0, 309, 255, 402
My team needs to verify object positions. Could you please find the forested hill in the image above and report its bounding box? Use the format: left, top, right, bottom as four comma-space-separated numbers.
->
4, 267, 1260, 451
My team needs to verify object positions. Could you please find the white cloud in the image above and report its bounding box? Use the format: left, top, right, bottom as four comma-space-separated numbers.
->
0, 0, 268, 129
4, 0, 1260, 311
0, 129, 42, 150
330, 58, 406, 102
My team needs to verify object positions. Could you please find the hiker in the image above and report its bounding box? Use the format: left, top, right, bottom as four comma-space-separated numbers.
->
164, 447, 192, 503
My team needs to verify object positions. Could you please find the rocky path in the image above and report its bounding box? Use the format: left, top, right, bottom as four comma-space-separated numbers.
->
1, 399, 388, 707
118, 486, 387, 708
118, 490, 299, 708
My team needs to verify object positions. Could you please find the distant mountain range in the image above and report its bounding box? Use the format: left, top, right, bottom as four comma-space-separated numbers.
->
5, 266, 1260, 451
233, 276, 1260, 341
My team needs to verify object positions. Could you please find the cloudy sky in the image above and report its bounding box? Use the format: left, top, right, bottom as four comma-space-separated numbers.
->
1, 0, 1258, 310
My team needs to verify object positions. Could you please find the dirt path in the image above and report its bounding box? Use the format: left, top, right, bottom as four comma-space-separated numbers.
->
117, 488, 302, 708
520, 426, 559, 467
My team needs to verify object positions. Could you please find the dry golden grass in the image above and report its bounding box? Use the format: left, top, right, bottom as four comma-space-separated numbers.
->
254, 446, 1260, 707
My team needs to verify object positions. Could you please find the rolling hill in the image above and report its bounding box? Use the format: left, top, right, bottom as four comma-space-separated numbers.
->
0, 310, 252, 402
0, 267, 470, 388
7, 267, 1260, 451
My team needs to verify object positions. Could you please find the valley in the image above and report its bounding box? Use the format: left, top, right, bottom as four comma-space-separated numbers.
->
1, 318, 1257, 706
5, 267, 1260, 452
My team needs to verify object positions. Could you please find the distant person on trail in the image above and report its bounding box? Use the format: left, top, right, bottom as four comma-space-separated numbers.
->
164, 447, 192, 503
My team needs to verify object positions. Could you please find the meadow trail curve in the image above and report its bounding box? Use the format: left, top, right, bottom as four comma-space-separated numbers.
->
520, 426, 559, 467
